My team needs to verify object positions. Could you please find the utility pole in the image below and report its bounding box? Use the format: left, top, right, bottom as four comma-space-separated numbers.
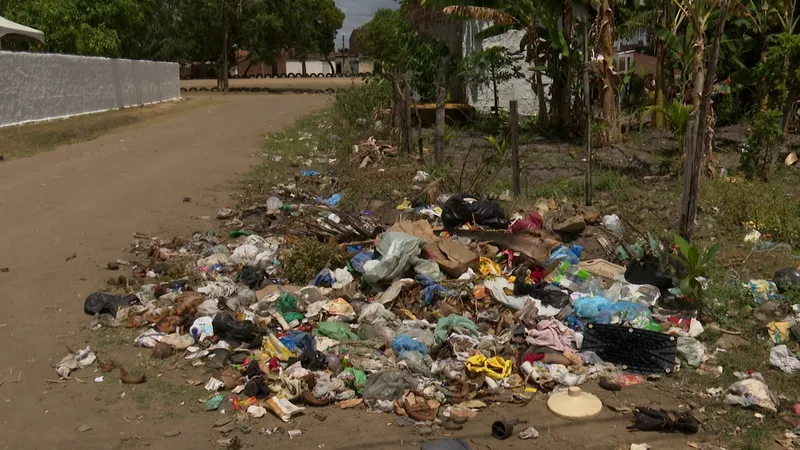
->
221, 0, 229, 92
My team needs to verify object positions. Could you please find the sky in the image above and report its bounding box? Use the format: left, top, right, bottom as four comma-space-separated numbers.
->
334, 0, 398, 49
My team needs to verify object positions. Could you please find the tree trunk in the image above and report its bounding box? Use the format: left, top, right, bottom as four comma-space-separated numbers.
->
559, 0, 575, 129
301, 60, 307, 76
679, 0, 729, 241
527, 27, 549, 129
758, 35, 769, 111
435, 66, 446, 164
599, 0, 621, 145
690, 25, 705, 111
324, 54, 336, 75
782, 93, 794, 145
654, 0, 666, 129
400, 74, 412, 154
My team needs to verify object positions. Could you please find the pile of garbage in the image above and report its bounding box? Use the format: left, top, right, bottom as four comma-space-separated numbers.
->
69, 185, 723, 439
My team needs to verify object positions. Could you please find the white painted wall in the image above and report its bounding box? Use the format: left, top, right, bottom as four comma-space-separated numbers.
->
0, 52, 179, 127
462, 21, 551, 117
285, 60, 330, 75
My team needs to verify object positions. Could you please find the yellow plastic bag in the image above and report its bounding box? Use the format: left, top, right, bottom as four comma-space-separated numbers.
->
262, 333, 295, 361
479, 257, 503, 277
767, 321, 792, 345
466, 354, 512, 380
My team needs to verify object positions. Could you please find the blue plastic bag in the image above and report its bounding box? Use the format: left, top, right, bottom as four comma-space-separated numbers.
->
391, 335, 429, 354
351, 251, 376, 273
414, 274, 452, 305
573, 296, 650, 324
546, 245, 581, 266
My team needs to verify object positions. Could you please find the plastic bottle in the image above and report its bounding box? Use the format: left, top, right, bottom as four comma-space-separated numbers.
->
552, 262, 600, 294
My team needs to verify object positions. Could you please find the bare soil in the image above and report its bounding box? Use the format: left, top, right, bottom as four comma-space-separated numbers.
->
0, 93, 330, 449
181, 77, 363, 91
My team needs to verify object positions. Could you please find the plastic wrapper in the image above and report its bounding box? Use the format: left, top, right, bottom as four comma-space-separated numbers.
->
313, 321, 358, 341
363, 232, 426, 284
465, 354, 511, 379
769, 345, 800, 374
362, 370, 417, 404
55, 346, 96, 379
358, 302, 399, 329
573, 297, 650, 324
265, 395, 305, 422
332, 268, 355, 289
262, 333, 295, 361
395, 325, 435, 347
749, 279, 779, 303
391, 335, 429, 354
676, 336, 705, 367
773, 267, 800, 293
434, 314, 478, 345
398, 351, 434, 376
724, 378, 778, 411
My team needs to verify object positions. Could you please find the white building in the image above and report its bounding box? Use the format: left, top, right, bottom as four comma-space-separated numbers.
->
462, 21, 551, 117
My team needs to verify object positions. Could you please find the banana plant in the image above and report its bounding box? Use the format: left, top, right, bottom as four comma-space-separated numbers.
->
673, 233, 719, 299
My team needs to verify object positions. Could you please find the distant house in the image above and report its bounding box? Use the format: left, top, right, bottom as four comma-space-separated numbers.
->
346, 28, 374, 75
236, 50, 285, 78
405, 5, 655, 116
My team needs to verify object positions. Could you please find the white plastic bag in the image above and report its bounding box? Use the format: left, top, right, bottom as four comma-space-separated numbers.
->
363, 232, 426, 284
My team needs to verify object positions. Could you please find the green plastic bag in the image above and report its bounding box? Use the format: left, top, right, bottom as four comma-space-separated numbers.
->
434, 314, 478, 345
342, 367, 367, 394
277, 292, 303, 323
313, 321, 359, 341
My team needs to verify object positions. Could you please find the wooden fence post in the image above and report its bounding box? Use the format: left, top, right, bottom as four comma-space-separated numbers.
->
510, 100, 520, 197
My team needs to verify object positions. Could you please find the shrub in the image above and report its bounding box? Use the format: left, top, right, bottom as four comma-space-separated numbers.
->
331, 77, 392, 140
740, 109, 783, 180
280, 238, 348, 285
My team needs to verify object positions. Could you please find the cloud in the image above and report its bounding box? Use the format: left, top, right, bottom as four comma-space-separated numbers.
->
334, 0, 399, 48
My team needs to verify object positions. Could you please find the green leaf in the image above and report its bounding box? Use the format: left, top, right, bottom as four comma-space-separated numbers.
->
703, 243, 721, 266
680, 277, 694, 295
674, 234, 692, 260
688, 245, 700, 268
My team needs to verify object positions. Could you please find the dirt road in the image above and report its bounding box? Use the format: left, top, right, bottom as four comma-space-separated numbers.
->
0, 93, 329, 449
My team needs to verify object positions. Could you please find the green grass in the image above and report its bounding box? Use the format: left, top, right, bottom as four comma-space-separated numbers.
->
530, 169, 631, 199
0, 96, 215, 160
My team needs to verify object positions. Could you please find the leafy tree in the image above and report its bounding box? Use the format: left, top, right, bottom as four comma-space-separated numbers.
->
1, 0, 151, 57
283, 0, 345, 74
458, 46, 524, 113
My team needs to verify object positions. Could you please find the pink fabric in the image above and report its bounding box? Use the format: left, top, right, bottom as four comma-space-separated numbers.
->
510, 212, 543, 233
526, 319, 574, 352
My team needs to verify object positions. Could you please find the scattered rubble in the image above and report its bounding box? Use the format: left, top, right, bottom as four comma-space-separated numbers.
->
62, 151, 800, 446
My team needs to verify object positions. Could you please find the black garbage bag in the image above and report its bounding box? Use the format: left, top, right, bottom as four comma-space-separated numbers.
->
238, 265, 266, 289
243, 360, 269, 399
84, 292, 139, 316
212, 313, 262, 343
297, 347, 328, 370
513, 278, 570, 309
627, 407, 700, 434
441, 194, 508, 229
773, 267, 800, 293
625, 255, 674, 290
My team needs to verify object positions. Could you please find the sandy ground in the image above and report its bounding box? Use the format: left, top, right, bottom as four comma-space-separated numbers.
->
181, 77, 363, 91
0, 92, 694, 450
0, 93, 329, 449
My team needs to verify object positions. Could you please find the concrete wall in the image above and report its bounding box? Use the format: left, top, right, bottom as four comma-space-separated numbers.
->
0, 52, 179, 127
285, 60, 331, 75
462, 21, 551, 117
